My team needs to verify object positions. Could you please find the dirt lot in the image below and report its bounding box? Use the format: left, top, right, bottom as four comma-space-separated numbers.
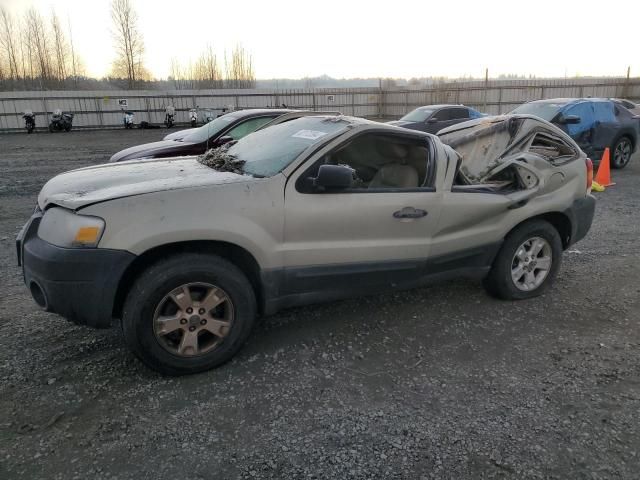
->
1, 129, 639, 479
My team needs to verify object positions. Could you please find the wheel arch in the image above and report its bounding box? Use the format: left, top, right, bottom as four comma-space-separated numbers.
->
113, 240, 264, 319
613, 131, 636, 152
507, 212, 572, 249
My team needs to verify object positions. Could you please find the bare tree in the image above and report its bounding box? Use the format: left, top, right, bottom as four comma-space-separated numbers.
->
25, 8, 52, 88
224, 45, 255, 89
110, 0, 147, 88
50, 11, 69, 85
0, 7, 21, 81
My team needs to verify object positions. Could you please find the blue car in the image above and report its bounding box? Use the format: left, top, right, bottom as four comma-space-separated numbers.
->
388, 104, 486, 135
512, 98, 640, 169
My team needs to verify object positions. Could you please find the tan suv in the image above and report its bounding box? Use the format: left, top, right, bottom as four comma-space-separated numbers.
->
17, 115, 595, 375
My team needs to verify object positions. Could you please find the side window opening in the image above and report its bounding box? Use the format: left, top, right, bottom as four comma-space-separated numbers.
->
453, 161, 537, 194
298, 133, 434, 193
450, 108, 469, 120
433, 110, 450, 121
527, 132, 575, 160
226, 116, 276, 140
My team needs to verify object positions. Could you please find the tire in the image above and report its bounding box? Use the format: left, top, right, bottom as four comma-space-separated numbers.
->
611, 136, 633, 169
483, 219, 562, 300
64, 125, 72, 132
121, 253, 257, 375
48, 124, 54, 133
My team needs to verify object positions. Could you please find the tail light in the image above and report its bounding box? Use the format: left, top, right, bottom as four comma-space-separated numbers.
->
585, 157, 593, 192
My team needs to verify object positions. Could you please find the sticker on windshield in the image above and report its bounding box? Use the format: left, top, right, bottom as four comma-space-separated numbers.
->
292, 129, 328, 140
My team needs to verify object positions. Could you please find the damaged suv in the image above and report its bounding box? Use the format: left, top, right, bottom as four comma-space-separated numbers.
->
17, 115, 595, 375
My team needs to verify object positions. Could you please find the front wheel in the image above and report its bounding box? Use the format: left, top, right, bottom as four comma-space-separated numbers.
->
121, 253, 257, 375
611, 136, 633, 169
483, 219, 562, 300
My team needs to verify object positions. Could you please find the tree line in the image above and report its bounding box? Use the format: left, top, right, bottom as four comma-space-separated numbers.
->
0, 0, 256, 91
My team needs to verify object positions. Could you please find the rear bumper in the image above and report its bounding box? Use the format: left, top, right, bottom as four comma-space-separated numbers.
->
565, 194, 596, 246
17, 215, 135, 328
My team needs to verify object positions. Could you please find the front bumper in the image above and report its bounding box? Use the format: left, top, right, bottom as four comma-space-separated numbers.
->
564, 194, 596, 246
17, 215, 135, 328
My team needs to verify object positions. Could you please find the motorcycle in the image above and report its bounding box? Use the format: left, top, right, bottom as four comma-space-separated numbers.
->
49, 109, 74, 132
164, 105, 175, 128
123, 111, 135, 129
23, 111, 35, 134
189, 108, 198, 127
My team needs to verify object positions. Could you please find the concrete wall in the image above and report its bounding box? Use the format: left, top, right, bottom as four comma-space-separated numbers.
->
1, 78, 639, 131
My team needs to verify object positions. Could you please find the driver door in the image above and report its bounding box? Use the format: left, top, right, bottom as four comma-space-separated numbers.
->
281, 131, 443, 297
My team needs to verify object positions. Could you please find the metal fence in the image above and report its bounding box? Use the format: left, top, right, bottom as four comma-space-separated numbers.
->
1, 77, 639, 131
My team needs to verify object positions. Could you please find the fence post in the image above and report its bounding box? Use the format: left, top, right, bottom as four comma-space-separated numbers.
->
483, 68, 488, 111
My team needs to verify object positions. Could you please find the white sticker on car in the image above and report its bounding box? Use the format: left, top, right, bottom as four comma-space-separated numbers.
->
292, 129, 328, 140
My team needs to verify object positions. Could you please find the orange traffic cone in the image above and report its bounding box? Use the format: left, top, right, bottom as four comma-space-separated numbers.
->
594, 148, 615, 187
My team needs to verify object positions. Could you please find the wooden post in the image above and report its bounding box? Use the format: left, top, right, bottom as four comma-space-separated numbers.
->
623, 66, 631, 98
483, 68, 488, 111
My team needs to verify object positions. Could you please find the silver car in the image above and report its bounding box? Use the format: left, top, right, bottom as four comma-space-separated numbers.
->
17, 114, 595, 375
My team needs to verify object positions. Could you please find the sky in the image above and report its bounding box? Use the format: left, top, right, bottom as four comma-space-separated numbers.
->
3, 0, 639, 80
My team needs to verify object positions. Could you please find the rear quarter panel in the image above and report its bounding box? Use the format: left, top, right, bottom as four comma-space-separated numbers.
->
431, 155, 587, 258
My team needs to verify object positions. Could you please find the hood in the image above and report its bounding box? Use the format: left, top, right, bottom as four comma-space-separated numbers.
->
39, 157, 254, 210
164, 128, 197, 141
109, 139, 196, 163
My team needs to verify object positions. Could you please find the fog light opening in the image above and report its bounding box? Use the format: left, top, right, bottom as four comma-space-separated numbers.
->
30, 281, 48, 309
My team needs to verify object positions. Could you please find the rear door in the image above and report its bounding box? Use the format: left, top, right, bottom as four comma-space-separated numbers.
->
591, 101, 618, 156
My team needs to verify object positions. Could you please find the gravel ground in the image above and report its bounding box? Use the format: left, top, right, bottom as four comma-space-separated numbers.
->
1, 129, 639, 480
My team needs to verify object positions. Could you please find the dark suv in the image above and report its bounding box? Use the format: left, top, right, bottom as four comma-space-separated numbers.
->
387, 104, 486, 134
511, 98, 640, 169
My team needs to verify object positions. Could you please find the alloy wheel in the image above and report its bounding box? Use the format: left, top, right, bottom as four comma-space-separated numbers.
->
511, 237, 553, 292
153, 282, 233, 357
613, 138, 632, 168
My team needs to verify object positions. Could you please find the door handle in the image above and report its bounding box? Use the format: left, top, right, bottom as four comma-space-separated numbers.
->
393, 207, 428, 219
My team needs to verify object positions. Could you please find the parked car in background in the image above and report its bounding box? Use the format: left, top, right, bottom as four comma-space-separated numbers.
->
19, 114, 595, 374
511, 98, 640, 169
387, 104, 486, 134
611, 98, 640, 116
110, 109, 339, 162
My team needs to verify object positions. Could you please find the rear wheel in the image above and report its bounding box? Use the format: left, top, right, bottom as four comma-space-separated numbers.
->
483, 220, 562, 300
611, 136, 632, 169
121, 253, 257, 375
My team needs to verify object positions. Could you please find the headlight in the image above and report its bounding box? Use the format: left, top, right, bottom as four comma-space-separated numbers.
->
37, 207, 105, 248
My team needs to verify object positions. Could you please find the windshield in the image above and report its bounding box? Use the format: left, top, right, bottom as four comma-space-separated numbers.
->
400, 108, 433, 122
181, 113, 240, 142
227, 117, 351, 177
510, 102, 565, 121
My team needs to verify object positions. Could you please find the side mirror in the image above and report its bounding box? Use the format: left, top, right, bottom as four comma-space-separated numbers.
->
216, 135, 234, 146
427, 117, 438, 124
558, 114, 581, 125
313, 164, 354, 190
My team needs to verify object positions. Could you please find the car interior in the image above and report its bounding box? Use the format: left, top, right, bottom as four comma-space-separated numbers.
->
318, 133, 433, 189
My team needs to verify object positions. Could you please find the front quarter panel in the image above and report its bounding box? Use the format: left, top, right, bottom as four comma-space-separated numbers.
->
81, 175, 286, 269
